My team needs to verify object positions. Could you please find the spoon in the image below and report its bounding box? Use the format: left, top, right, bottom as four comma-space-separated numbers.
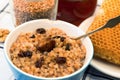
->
72, 15, 120, 40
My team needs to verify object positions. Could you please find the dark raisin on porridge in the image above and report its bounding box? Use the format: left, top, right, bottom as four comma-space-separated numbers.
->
65, 43, 71, 51
36, 28, 46, 34
18, 50, 32, 58
30, 34, 35, 38
55, 57, 66, 64
35, 57, 44, 68
10, 27, 86, 78
52, 36, 65, 42
60, 37, 65, 42
52, 35, 61, 38
37, 39, 56, 52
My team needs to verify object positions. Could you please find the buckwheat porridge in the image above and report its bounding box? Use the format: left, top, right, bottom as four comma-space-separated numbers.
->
10, 27, 86, 77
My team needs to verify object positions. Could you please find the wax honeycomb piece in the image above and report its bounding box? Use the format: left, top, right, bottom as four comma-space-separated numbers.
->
88, 0, 120, 65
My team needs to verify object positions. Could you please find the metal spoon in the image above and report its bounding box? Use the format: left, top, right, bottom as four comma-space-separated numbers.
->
72, 15, 120, 40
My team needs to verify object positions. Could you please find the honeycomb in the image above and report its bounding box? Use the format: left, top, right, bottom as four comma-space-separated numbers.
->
87, 0, 120, 65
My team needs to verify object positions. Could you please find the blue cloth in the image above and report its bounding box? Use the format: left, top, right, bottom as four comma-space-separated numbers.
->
82, 65, 120, 80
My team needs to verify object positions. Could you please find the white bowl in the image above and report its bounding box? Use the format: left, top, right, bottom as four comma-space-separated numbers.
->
4, 19, 93, 80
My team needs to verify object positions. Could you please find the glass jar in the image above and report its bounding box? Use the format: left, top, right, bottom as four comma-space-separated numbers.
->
10, 0, 58, 26
57, 0, 97, 26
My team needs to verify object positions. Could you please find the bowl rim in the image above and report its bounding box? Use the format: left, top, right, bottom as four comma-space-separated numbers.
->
4, 19, 94, 79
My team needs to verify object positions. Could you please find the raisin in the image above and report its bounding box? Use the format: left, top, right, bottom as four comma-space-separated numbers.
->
65, 43, 71, 51
52, 36, 65, 42
25, 50, 33, 58
35, 57, 44, 68
52, 36, 61, 39
36, 28, 46, 34
18, 51, 25, 57
18, 50, 32, 58
55, 57, 66, 64
30, 34, 35, 38
37, 40, 56, 52
36, 46, 43, 53
60, 37, 65, 42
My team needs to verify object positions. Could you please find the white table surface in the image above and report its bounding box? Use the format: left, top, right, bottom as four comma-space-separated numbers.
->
0, 0, 14, 80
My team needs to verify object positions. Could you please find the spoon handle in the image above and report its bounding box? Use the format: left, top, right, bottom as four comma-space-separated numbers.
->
0, 3, 9, 14
75, 15, 120, 40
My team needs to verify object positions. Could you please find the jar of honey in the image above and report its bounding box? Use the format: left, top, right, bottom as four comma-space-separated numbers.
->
57, 0, 97, 26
